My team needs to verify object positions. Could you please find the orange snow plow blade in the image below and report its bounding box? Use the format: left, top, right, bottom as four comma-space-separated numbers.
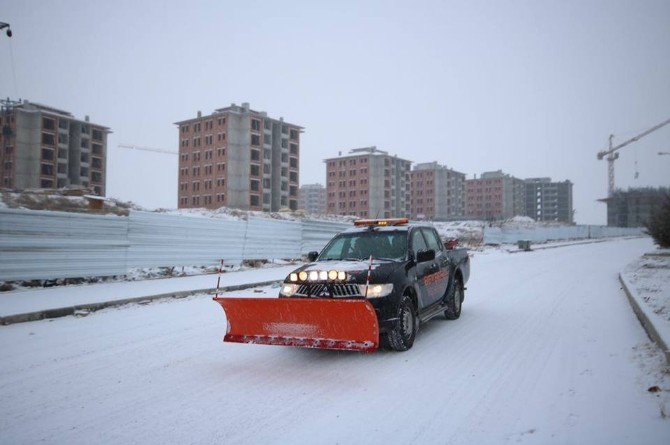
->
213, 297, 379, 352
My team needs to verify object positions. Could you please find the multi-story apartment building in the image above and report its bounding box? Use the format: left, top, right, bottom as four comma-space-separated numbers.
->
524, 178, 573, 223
465, 170, 525, 220
298, 183, 326, 215
600, 187, 668, 227
410, 162, 466, 220
175, 102, 302, 211
325, 146, 411, 218
0, 99, 110, 195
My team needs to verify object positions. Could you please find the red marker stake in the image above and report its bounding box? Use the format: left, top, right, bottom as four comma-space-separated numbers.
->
365, 255, 373, 298
215, 259, 224, 298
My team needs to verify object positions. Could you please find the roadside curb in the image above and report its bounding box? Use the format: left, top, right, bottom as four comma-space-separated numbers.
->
0, 280, 281, 326
619, 273, 670, 365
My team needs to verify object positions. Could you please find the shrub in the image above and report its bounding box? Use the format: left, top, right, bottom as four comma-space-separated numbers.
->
645, 192, 670, 248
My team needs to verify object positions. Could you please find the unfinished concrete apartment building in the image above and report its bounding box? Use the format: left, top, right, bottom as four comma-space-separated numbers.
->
524, 177, 573, 223
175, 102, 302, 211
325, 147, 411, 218
410, 161, 466, 220
0, 99, 110, 195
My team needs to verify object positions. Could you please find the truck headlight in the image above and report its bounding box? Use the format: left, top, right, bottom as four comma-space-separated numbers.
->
280, 283, 300, 296
359, 283, 393, 298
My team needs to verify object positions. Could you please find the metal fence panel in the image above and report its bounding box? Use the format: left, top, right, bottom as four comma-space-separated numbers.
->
0, 207, 648, 282
0, 208, 129, 281
483, 225, 644, 244
127, 211, 247, 268
301, 220, 350, 254
243, 218, 302, 260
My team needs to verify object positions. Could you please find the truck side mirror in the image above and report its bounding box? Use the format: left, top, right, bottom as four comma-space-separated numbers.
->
307, 251, 319, 262
416, 249, 435, 263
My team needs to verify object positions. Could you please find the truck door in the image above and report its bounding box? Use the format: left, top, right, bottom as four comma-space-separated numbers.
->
421, 228, 450, 305
410, 228, 432, 309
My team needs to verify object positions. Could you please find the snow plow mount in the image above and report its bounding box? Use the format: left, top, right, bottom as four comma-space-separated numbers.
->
213, 297, 380, 352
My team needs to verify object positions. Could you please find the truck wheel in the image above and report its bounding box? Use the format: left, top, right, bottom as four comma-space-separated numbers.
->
386, 295, 417, 351
444, 277, 463, 320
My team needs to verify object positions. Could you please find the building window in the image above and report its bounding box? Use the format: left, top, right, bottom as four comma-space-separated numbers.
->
290, 143, 298, 155
41, 148, 54, 161
41, 164, 54, 175
250, 165, 260, 176
250, 180, 260, 191
42, 118, 55, 130
80, 167, 89, 177
57, 163, 67, 174
40, 179, 54, 188
251, 150, 260, 161
251, 134, 260, 146
289, 129, 299, 141
251, 119, 261, 131
250, 195, 260, 206
281, 139, 288, 148
92, 129, 103, 141
92, 172, 102, 182
42, 133, 55, 145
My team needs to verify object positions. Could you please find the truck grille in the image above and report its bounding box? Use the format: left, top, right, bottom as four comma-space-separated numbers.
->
296, 283, 362, 298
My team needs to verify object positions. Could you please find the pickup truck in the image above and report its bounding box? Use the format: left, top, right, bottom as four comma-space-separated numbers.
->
279, 218, 470, 351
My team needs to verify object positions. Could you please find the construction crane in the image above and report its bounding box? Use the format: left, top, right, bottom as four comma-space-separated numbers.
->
659, 151, 670, 156
597, 117, 670, 197
118, 143, 178, 155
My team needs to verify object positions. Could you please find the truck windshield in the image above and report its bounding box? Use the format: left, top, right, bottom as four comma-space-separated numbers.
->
319, 230, 408, 261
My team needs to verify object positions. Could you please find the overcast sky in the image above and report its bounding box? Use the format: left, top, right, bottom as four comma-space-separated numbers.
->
2, 0, 669, 224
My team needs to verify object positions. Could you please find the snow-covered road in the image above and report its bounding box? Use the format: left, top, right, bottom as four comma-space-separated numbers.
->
1, 238, 668, 444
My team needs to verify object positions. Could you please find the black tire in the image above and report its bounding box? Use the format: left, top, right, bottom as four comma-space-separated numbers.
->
386, 294, 418, 351
444, 276, 463, 320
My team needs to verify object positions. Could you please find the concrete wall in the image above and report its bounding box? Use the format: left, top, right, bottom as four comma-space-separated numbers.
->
226, 112, 251, 210
368, 155, 385, 218
13, 109, 41, 189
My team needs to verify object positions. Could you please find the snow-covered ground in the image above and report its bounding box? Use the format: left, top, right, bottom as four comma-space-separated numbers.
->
621, 250, 670, 357
0, 238, 668, 444
623, 251, 670, 323
0, 264, 299, 318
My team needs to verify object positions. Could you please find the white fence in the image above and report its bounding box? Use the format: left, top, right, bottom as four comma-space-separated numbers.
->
482, 225, 644, 245
0, 207, 644, 281
0, 209, 349, 281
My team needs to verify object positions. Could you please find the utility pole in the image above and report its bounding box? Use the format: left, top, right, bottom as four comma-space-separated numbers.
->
597, 118, 670, 197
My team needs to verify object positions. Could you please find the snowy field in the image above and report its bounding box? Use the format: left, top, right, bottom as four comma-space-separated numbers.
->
1, 238, 668, 444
